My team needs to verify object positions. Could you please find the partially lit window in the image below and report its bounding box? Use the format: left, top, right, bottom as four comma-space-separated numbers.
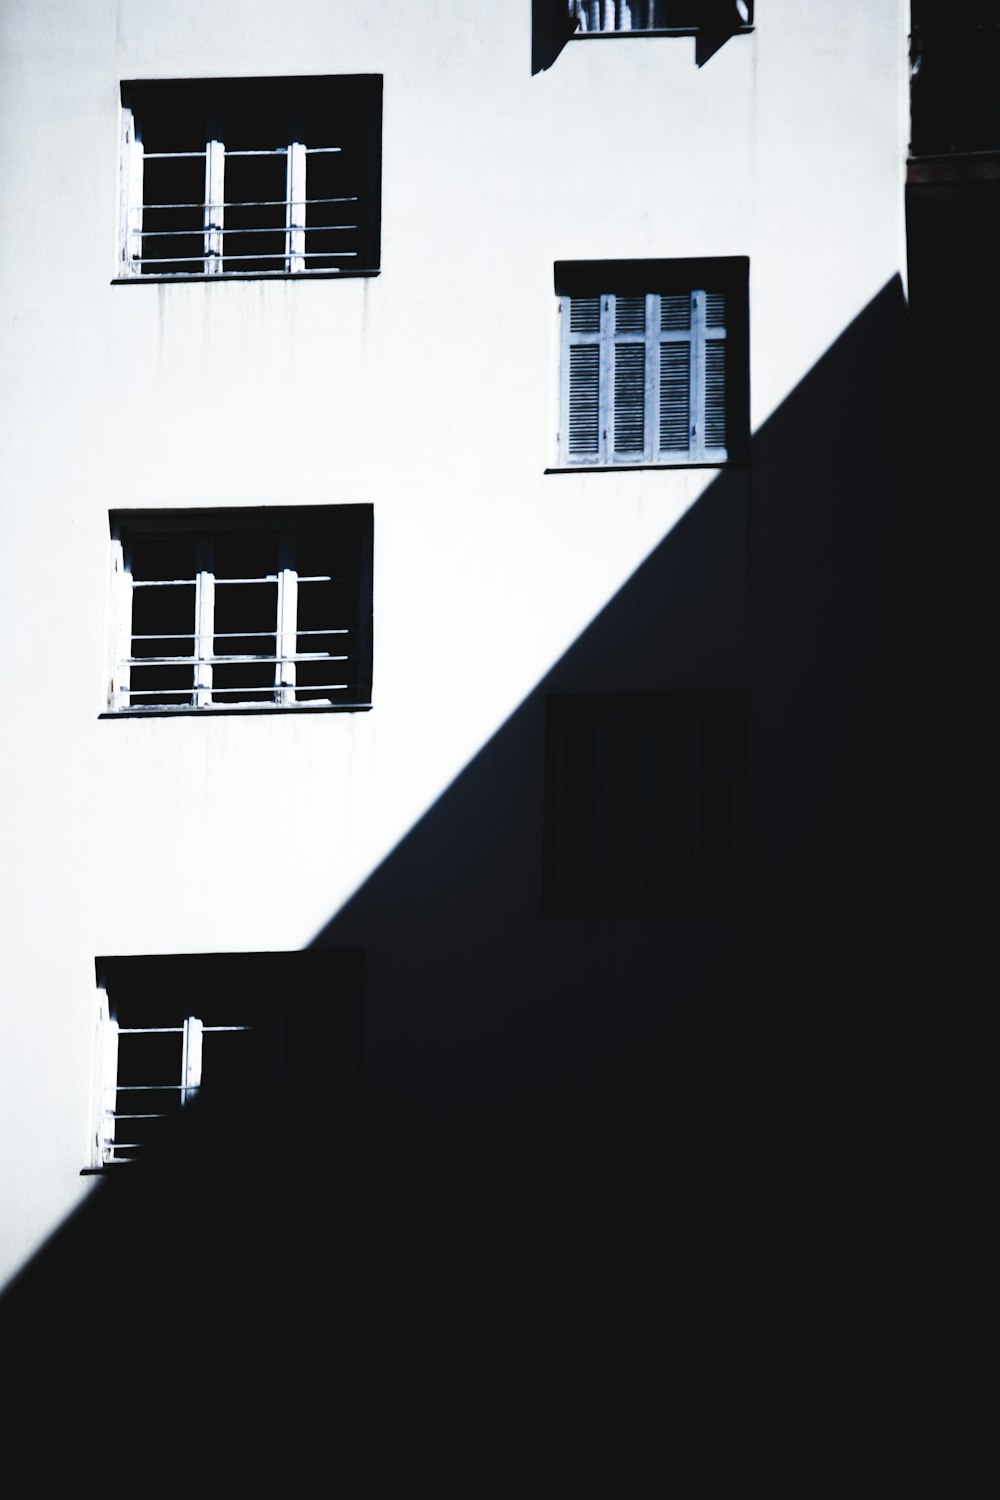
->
91, 952, 361, 1168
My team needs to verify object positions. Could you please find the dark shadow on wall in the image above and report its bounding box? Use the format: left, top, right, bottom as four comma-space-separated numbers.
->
532, 0, 577, 73
1, 280, 901, 1432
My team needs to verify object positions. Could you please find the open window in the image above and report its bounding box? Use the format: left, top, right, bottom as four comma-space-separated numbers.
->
545, 691, 743, 912
106, 506, 373, 714
118, 76, 381, 279
91, 952, 362, 1170
555, 258, 749, 468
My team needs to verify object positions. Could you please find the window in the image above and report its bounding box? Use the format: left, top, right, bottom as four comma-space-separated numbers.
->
119, 77, 381, 279
555, 258, 748, 467
91, 952, 361, 1169
545, 692, 743, 912
567, 1, 753, 33
107, 506, 373, 714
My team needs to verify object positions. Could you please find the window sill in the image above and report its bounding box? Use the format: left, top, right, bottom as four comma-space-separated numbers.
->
545, 461, 734, 474
100, 702, 372, 720
112, 269, 380, 286
569, 27, 753, 39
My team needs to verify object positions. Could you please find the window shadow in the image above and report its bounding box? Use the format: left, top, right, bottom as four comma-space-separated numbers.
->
532, 2, 753, 75
532, 0, 577, 74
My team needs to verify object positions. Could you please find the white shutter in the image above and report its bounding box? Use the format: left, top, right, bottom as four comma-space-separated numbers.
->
702, 291, 728, 457
611, 295, 647, 458
657, 292, 692, 457
563, 296, 602, 461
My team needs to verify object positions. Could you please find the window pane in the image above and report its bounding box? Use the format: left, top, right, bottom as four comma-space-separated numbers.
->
568, 345, 601, 456
614, 296, 646, 333
704, 340, 727, 449
559, 780, 597, 904
562, 716, 597, 776
304, 151, 364, 269
613, 343, 645, 453
606, 777, 642, 906
607, 715, 641, 774
699, 774, 734, 901
296, 576, 356, 701
212, 533, 278, 581
140, 157, 206, 274
570, 296, 601, 334
659, 342, 691, 452
223, 154, 288, 273
213, 580, 278, 701
131, 583, 195, 706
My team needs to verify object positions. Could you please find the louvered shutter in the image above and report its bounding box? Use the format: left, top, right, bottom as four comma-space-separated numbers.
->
611, 295, 647, 459
564, 296, 602, 461
658, 293, 692, 456
702, 291, 728, 457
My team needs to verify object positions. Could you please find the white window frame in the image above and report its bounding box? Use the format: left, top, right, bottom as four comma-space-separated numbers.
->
106, 507, 373, 715
118, 77, 381, 280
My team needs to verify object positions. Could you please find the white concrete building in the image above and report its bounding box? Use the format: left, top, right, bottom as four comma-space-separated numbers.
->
1, 1, 903, 1385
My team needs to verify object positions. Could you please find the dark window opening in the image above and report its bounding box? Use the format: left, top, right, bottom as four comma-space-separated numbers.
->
545, 692, 743, 913
109, 506, 373, 714
121, 77, 382, 279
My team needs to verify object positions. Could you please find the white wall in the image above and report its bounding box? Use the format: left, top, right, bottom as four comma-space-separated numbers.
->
0, 0, 906, 1285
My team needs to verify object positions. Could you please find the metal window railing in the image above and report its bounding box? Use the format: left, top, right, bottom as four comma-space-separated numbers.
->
100, 1017, 253, 1164
567, 1, 752, 32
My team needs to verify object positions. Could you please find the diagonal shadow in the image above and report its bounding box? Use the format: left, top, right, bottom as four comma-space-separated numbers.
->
1, 279, 902, 1416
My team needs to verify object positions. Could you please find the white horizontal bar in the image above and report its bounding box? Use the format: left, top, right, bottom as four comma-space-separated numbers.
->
140, 224, 358, 239
114, 1084, 196, 1091
139, 251, 358, 265
128, 652, 346, 665
138, 195, 359, 212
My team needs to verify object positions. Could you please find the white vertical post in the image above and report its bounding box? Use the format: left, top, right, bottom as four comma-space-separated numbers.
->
112, 537, 133, 711
645, 292, 658, 465
99, 998, 119, 1165
691, 289, 704, 461
194, 538, 214, 708
181, 1017, 203, 1105
600, 294, 613, 463
276, 534, 298, 706
205, 111, 225, 273
125, 108, 144, 274
286, 111, 307, 274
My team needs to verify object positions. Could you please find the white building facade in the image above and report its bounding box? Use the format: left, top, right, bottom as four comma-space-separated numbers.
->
1, 1, 903, 1373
